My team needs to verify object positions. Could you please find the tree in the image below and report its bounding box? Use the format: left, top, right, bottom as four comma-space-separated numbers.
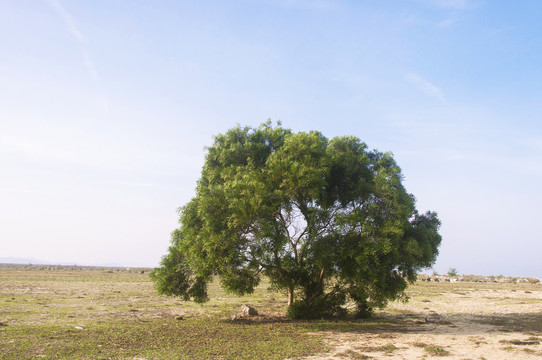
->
447, 268, 458, 277
151, 122, 441, 318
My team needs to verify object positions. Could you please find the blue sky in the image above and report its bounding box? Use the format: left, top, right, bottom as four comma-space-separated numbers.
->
1, 0, 541, 277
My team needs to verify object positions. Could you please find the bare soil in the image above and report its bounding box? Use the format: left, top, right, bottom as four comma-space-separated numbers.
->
297, 282, 542, 359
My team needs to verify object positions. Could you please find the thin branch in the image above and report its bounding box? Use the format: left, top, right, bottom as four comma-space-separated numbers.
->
278, 209, 299, 263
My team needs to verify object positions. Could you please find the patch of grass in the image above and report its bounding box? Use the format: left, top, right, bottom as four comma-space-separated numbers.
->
336, 349, 372, 359
1, 317, 328, 360
412, 343, 449, 356
412, 342, 428, 348
357, 344, 398, 353
378, 344, 398, 353
425, 345, 450, 356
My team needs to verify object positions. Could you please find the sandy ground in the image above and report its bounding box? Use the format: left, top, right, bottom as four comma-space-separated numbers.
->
296, 284, 542, 360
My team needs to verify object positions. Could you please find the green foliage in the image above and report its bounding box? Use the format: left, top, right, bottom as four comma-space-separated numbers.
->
149, 230, 209, 303
152, 122, 442, 318
424, 345, 450, 356
447, 268, 458, 277
287, 287, 348, 319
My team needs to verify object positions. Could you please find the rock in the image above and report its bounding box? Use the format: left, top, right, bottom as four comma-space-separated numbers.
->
175, 316, 184, 320
240, 304, 258, 316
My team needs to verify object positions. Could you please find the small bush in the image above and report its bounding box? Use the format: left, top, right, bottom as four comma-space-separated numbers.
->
447, 268, 458, 277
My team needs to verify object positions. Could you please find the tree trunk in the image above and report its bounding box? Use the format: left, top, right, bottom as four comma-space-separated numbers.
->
287, 285, 294, 306
317, 268, 324, 294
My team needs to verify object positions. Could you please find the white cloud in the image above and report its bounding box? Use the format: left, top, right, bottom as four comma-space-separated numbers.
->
47, 0, 99, 80
47, 0, 83, 41
404, 72, 446, 101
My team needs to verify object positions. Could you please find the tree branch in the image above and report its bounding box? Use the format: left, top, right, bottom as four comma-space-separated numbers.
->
278, 209, 298, 263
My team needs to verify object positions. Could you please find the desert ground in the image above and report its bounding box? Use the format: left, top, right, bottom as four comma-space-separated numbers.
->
301, 279, 542, 360
1, 265, 541, 359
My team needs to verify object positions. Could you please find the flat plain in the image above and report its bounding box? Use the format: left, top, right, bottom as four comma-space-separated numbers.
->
1, 265, 541, 360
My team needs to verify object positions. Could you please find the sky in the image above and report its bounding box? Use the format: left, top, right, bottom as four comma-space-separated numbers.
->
1, 0, 541, 277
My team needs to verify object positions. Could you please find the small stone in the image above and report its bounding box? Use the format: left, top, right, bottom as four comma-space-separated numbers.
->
74, 326, 84, 330
240, 304, 258, 316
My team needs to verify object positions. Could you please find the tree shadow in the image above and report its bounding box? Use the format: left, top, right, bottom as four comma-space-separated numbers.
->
225, 311, 542, 335
469, 312, 542, 333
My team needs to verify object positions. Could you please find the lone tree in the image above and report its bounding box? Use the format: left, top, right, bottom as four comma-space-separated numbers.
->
151, 122, 441, 318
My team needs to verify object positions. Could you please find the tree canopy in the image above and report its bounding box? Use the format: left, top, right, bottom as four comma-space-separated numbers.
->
151, 122, 441, 318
